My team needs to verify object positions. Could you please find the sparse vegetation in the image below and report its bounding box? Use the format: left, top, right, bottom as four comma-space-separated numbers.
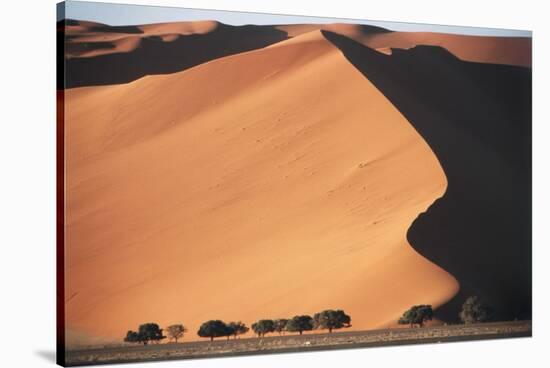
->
398, 305, 434, 328
81, 321, 531, 365
124, 310, 351, 344
124, 323, 166, 345
286, 315, 314, 335
313, 309, 351, 333
459, 296, 493, 324
84, 321, 532, 366
251, 319, 275, 337
166, 324, 187, 343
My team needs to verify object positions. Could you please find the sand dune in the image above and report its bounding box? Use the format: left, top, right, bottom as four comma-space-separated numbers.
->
364, 31, 531, 67
278, 24, 531, 67
64, 30, 458, 346
61, 19, 287, 88
323, 30, 531, 321
60, 19, 530, 89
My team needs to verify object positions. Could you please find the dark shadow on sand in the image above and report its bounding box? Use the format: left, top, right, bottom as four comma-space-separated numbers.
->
323, 30, 532, 322
60, 22, 288, 89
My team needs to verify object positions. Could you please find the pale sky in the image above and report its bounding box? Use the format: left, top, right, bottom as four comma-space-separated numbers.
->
59, 0, 532, 37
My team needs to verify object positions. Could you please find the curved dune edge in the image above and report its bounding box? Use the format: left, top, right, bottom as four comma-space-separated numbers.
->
320, 31, 532, 321
64, 30, 459, 347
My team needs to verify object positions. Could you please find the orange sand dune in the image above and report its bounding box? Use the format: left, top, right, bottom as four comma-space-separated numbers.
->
64, 30, 458, 347
61, 19, 530, 90
321, 30, 532, 322
64, 20, 223, 58
277, 23, 531, 67
364, 31, 531, 67
61, 19, 288, 88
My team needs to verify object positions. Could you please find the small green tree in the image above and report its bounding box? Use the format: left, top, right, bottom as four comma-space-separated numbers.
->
197, 320, 229, 342
286, 315, 314, 335
123, 323, 166, 345
273, 319, 289, 335
313, 309, 351, 333
251, 319, 275, 337
227, 321, 249, 339
138, 323, 166, 345
166, 324, 187, 343
398, 305, 434, 328
459, 296, 493, 324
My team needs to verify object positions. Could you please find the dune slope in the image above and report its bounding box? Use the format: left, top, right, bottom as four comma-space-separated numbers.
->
323, 31, 531, 321
64, 31, 458, 346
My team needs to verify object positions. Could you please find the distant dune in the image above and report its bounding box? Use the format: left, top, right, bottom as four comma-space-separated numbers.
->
60, 19, 531, 88
61, 19, 287, 88
277, 24, 531, 67
64, 30, 459, 346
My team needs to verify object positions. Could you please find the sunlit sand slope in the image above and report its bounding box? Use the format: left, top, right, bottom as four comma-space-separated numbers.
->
64, 31, 458, 346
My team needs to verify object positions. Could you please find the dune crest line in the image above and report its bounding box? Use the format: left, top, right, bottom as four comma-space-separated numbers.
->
322, 30, 531, 322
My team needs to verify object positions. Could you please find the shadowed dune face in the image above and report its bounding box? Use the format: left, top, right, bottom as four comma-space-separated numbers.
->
364, 32, 531, 67
64, 31, 458, 346
323, 31, 531, 321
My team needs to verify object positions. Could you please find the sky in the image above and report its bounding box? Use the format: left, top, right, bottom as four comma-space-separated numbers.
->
59, 0, 532, 37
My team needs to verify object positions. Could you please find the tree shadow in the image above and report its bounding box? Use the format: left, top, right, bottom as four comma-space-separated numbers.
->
322, 30, 532, 322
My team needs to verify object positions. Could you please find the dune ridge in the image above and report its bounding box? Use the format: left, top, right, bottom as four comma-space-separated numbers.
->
277, 24, 531, 67
64, 30, 458, 346
323, 30, 531, 321
60, 19, 531, 89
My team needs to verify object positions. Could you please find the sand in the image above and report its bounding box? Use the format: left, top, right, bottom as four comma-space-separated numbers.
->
63, 29, 462, 346
277, 24, 531, 67
64, 20, 531, 66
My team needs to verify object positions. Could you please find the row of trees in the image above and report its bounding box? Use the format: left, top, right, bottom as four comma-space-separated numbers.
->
199, 309, 351, 341
124, 297, 492, 345
124, 309, 351, 344
397, 297, 493, 328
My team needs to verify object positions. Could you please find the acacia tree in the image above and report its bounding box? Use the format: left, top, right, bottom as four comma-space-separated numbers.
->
251, 319, 275, 337
313, 309, 351, 333
227, 321, 249, 339
124, 323, 166, 345
166, 324, 187, 343
273, 319, 289, 335
139, 323, 166, 344
459, 296, 493, 324
398, 305, 434, 328
286, 315, 314, 335
197, 320, 229, 342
